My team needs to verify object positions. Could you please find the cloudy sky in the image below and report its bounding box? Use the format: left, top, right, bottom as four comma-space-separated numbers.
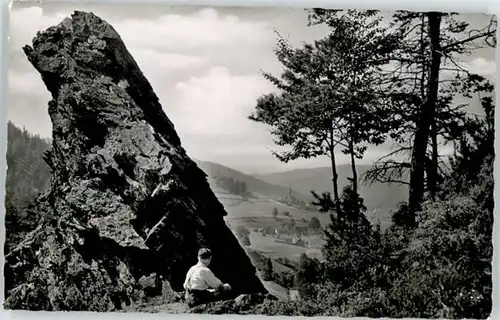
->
8, 2, 495, 174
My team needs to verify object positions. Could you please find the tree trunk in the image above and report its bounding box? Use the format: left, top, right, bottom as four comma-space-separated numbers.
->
329, 131, 341, 213
330, 153, 342, 212
328, 130, 344, 237
350, 141, 359, 238
349, 140, 358, 195
428, 120, 439, 198
408, 12, 442, 220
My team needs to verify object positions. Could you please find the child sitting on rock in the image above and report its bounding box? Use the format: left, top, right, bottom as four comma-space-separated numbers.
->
183, 248, 232, 307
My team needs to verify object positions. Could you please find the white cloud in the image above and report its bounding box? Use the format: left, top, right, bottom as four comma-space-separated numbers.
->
441, 57, 495, 80
161, 66, 280, 166
8, 5, 495, 174
9, 6, 68, 49
113, 8, 273, 52
464, 57, 495, 77
134, 49, 206, 71
9, 70, 50, 98
10, 6, 272, 52
171, 66, 275, 136
8, 6, 274, 122
130, 48, 208, 88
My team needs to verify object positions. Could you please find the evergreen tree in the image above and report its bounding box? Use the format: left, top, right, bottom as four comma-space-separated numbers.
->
261, 257, 274, 281
294, 253, 324, 298
250, 10, 399, 210
362, 11, 497, 226
308, 217, 321, 231
272, 207, 279, 218
5, 122, 51, 254
236, 225, 251, 247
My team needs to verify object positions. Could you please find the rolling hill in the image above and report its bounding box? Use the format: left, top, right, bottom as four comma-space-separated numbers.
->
255, 165, 409, 227
194, 160, 405, 230
195, 160, 313, 203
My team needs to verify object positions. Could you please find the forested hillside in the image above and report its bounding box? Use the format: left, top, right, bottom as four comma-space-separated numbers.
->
196, 160, 313, 209
256, 165, 408, 215
4, 121, 51, 253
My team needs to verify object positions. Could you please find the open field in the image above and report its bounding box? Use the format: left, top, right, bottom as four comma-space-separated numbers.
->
247, 232, 323, 262
216, 192, 327, 262
215, 189, 392, 230
218, 194, 331, 223
220, 197, 313, 219
226, 216, 328, 230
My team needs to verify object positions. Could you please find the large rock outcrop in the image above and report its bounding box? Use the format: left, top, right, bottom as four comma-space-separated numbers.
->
4, 11, 266, 311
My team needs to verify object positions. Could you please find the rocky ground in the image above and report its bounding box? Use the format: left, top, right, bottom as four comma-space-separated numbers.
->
123, 292, 278, 315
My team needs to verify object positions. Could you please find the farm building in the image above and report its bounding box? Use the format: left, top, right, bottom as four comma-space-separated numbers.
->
292, 237, 306, 247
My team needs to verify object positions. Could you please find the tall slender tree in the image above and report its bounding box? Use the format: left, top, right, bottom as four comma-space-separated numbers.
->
250, 10, 397, 204
362, 11, 496, 226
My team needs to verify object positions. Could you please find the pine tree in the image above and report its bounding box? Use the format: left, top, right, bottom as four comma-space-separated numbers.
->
272, 207, 279, 218
4, 122, 52, 254
362, 12, 497, 226
250, 10, 399, 209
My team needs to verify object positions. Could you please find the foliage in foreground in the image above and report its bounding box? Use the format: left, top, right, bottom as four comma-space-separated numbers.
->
203, 97, 494, 317
241, 155, 492, 318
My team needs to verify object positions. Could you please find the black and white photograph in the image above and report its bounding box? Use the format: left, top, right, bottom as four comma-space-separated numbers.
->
3, 0, 496, 318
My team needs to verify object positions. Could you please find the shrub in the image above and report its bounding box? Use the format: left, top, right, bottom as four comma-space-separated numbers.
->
235, 225, 251, 246
308, 217, 321, 231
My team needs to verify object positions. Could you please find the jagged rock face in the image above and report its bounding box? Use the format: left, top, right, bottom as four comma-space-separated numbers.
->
5, 11, 266, 311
